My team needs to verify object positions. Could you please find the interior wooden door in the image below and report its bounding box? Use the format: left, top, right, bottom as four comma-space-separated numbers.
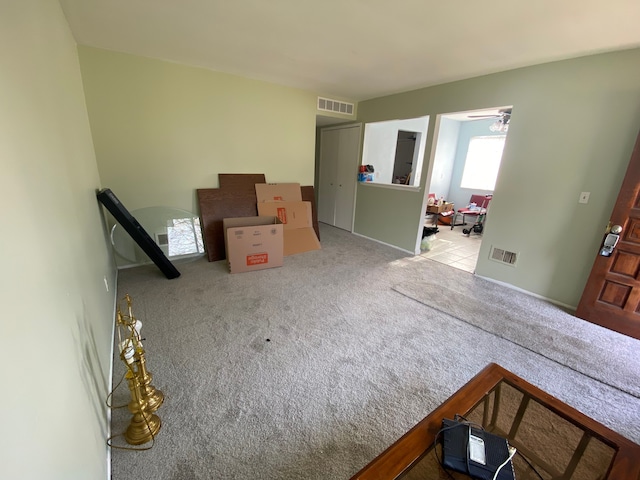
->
576, 129, 640, 339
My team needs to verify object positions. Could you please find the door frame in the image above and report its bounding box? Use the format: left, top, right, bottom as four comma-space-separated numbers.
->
420, 109, 511, 260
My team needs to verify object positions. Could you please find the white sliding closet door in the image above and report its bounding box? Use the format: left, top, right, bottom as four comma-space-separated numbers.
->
318, 124, 361, 231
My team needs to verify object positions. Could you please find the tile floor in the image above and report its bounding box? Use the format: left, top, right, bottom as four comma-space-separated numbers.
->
420, 219, 483, 273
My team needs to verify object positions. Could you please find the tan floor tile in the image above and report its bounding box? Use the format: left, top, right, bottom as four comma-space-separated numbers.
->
420, 222, 482, 271
448, 261, 475, 272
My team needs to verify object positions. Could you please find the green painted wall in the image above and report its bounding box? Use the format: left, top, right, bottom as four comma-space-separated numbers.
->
78, 47, 318, 215
0, 2, 116, 478
356, 48, 640, 308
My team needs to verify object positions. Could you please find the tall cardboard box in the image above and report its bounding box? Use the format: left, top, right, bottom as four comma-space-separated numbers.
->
255, 183, 321, 256
223, 216, 283, 273
255, 183, 303, 202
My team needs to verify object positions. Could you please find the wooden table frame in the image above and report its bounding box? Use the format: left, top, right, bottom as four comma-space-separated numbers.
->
350, 363, 640, 479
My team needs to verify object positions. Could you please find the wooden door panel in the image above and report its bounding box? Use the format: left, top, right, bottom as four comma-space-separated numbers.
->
599, 279, 632, 307
626, 217, 640, 242
576, 129, 640, 339
610, 250, 640, 278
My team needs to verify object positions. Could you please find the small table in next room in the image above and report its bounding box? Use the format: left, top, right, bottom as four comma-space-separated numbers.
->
350, 363, 640, 480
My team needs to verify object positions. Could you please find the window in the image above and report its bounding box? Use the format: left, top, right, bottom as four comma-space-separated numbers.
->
460, 135, 506, 190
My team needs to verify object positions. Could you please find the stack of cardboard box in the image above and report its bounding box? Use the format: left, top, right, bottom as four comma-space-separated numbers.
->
223, 183, 321, 273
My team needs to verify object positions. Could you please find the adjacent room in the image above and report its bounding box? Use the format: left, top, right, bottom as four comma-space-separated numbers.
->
3, 1, 640, 479
421, 109, 511, 272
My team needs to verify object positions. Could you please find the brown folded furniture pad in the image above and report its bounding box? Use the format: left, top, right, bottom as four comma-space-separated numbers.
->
197, 188, 259, 262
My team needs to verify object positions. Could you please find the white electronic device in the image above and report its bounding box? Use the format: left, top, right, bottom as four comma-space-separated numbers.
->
600, 233, 620, 256
469, 432, 487, 465
604, 233, 619, 248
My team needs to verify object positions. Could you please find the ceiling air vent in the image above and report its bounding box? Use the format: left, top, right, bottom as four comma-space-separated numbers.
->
490, 246, 518, 266
317, 97, 354, 115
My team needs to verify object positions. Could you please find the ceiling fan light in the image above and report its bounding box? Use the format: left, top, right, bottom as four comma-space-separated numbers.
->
490, 118, 509, 133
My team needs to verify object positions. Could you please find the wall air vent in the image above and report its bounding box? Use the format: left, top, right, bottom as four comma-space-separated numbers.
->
317, 97, 354, 115
155, 233, 169, 247
490, 246, 518, 266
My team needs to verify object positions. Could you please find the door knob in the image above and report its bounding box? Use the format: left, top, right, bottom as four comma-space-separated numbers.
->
610, 225, 622, 234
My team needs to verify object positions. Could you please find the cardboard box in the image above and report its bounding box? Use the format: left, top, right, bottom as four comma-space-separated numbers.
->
257, 201, 321, 255
426, 202, 454, 214
223, 216, 284, 273
255, 183, 302, 202
255, 183, 321, 256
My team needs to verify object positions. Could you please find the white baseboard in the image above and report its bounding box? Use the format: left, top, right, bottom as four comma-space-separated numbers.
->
106, 268, 118, 480
116, 262, 145, 270
475, 274, 577, 312
352, 231, 414, 255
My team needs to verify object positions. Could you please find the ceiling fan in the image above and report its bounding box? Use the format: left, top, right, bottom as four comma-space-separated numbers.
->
468, 108, 512, 132
468, 108, 512, 120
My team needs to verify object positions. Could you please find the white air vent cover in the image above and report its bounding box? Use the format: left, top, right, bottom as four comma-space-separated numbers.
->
490, 246, 518, 266
317, 97, 354, 115
155, 233, 169, 246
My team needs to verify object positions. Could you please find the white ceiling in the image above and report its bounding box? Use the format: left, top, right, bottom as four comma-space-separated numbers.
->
59, 0, 640, 102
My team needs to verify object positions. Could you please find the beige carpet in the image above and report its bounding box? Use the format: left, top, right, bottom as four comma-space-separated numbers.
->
110, 224, 640, 480
392, 280, 640, 398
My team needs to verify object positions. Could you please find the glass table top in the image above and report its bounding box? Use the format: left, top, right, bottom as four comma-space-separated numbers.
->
110, 206, 205, 265
351, 363, 639, 480
402, 380, 615, 480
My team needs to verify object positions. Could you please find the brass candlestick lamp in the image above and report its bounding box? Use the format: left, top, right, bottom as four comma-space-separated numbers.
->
115, 294, 164, 445
121, 294, 164, 412
119, 338, 161, 445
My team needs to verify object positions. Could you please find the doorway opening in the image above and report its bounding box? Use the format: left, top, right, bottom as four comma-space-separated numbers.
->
392, 131, 419, 185
421, 106, 512, 273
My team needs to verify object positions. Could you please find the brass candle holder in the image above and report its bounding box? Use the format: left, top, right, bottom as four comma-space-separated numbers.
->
133, 343, 164, 413
119, 294, 164, 411
115, 294, 164, 445
123, 368, 161, 445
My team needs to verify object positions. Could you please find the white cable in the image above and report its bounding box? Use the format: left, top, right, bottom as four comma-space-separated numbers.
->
492, 446, 516, 480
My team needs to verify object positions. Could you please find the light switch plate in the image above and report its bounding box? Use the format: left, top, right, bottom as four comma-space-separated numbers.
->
579, 192, 590, 204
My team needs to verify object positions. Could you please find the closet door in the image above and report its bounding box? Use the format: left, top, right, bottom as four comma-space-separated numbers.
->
318, 128, 339, 225
334, 125, 361, 230
318, 124, 361, 230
